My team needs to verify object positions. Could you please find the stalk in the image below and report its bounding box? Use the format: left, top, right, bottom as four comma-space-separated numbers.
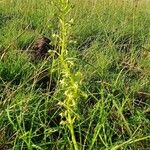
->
52, 0, 80, 150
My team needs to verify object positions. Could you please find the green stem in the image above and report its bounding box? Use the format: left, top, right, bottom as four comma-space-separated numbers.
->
68, 114, 78, 150
58, 1, 79, 149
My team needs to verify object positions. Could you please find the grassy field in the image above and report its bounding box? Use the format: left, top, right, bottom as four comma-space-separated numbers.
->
0, 0, 150, 149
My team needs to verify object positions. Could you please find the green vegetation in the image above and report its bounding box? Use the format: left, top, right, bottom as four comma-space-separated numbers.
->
0, 0, 150, 149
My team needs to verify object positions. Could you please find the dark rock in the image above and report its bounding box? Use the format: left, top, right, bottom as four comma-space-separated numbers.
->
28, 36, 59, 92
30, 36, 54, 59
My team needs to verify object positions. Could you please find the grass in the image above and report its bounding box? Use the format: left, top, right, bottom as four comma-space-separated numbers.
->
0, 0, 150, 149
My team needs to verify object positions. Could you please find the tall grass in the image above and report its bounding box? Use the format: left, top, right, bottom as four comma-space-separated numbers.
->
0, 0, 150, 149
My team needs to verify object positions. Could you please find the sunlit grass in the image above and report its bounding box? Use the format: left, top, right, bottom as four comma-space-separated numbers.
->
0, 0, 150, 149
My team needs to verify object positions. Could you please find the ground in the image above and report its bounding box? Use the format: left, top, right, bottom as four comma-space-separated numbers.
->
0, 0, 150, 149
